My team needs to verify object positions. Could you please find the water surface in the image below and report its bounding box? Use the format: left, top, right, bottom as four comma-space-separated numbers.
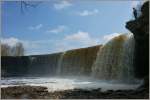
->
1, 76, 142, 92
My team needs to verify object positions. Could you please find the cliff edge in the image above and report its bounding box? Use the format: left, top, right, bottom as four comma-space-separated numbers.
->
126, 1, 149, 78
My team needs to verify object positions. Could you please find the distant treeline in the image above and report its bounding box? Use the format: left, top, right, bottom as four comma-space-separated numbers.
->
1, 42, 24, 56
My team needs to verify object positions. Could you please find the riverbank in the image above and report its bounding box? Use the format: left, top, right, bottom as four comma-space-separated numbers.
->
1, 85, 149, 99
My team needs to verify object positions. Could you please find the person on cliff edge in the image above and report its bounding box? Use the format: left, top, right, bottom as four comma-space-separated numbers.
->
133, 8, 137, 19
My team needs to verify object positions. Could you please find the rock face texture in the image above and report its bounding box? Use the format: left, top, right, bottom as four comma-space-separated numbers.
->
1, 86, 149, 99
126, 1, 149, 78
1, 45, 101, 77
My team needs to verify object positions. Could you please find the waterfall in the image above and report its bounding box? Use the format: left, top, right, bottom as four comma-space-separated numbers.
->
56, 52, 66, 75
2, 33, 138, 81
91, 33, 136, 82
120, 33, 135, 82
56, 46, 101, 76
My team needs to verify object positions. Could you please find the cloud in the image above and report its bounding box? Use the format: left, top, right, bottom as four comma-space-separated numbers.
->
131, 1, 140, 8
1, 37, 51, 54
131, 1, 144, 8
16, 39, 55, 55
1, 37, 21, 47
63, 32, 122, 50
29, 24, 43, 30
46, 25, 67, 34
65, 31, 99, 45
23, 39, 56, 50
53, 31, 100, 52
77, 9, 99, 16
54, 0, 72, 10
102, 33, 121, 43
1, 33, 123, 55
65, 31, 89, 40
1, 37, 39, 51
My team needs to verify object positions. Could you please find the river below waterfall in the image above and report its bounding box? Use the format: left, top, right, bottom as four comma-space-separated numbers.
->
1, 77, 142, 92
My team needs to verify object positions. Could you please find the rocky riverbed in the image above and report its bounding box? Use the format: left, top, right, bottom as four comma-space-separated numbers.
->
1, 85, 149, 99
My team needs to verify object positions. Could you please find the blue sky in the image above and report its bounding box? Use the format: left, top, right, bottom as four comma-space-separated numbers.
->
1, 0, 142, 55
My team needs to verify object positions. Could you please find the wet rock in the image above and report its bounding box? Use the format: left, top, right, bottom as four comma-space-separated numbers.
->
1, 86, 149, 99
126, 1, 149, 78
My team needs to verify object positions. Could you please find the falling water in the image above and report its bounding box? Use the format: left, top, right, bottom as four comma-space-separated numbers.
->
120, 33, 135, 82
2, 33, 142, 91
56, 52, 66, 75
91, 33, 136, 82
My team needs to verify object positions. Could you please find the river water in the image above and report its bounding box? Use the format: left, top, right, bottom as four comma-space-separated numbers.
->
1, 76, 142, 92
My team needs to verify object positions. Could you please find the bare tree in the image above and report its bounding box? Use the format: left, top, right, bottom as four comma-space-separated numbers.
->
14, 42, 24, 56
20, 1, 42, 14
1, 44, 11, 56
1, 42, 24, 56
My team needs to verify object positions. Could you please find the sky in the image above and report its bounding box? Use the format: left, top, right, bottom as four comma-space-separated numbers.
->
1, 0, 142, 55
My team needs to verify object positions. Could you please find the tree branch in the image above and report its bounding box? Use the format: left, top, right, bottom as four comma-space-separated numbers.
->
20, 1, 42, 14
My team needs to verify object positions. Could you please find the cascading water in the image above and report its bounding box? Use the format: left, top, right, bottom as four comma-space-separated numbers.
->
120, 33, 135, 82
57, 46, 101, 76
2, 33, 142, 92
56, 52, 66, 75
91, 33, 136, 83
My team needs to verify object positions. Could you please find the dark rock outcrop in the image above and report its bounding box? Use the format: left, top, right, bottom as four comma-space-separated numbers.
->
126, 1, 149, 78
1, 86, 149, 99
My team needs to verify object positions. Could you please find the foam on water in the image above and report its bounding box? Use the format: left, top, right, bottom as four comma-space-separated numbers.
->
1, 77, 142, 92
